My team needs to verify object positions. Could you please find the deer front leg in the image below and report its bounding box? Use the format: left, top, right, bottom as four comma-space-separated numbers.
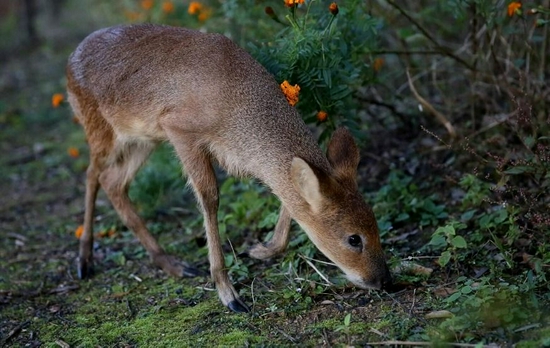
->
189, 156, 249, 313
243, 205, 292, 260
165, 128, 249, 313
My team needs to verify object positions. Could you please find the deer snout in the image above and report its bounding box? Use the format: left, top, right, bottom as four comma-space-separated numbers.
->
358, 261, 393, 290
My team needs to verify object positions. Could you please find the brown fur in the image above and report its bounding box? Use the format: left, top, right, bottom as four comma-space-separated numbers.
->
67, 24, 391, 313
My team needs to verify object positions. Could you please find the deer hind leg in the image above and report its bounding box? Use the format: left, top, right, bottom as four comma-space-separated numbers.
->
163, 129, 250, 313
75, 100, 111, 279
98, 140, 202, 278
77, 158, 101, 278
243, 205, 292, 260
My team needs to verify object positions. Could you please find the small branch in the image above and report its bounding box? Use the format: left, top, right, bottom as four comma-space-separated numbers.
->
273, 326, 298, 343
406, 69, 457, 139
355, 95, 413, 121
386, 0, 474, 70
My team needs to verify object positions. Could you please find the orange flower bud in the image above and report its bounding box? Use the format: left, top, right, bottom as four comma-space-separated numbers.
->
68, 147, 80, 158
198, 7, 212, 21
141, 0, 154, 11
52, 93, 64, 108
162, 1, 174, 13
507, 2, 521, 17
75, 225, 84, 239
373, 57, 384, 72
317, 111, 328, 122
284, 0, 304, 8
188, 1, 202, 15
329, 3, 339, 16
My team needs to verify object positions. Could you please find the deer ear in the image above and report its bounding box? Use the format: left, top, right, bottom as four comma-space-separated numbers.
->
291, 157, 324, 213
327, 127, 360, 187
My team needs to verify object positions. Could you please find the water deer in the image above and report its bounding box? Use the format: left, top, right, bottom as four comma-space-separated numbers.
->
66, 24, 392, 313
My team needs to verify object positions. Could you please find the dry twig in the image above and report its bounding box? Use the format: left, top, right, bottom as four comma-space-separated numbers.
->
406, 69, 457, 139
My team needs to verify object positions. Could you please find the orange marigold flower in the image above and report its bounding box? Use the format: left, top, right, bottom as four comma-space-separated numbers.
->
141, 0, 154, 10
75, 225, 84, 239
284, 0, 304, 8
317, 110, 328, 122
373, 57, 384, 72
280, 80, 300, 106
68, 147, 80, 158
52, 93, 64, 108
162, 1, 174, 13
198, 7, 212, 21
507, 2, 521, 17
188, 1, 202, 15
329, 2, 339, 16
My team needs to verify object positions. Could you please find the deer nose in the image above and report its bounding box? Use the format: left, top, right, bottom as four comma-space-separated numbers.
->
380, 264, 393, 290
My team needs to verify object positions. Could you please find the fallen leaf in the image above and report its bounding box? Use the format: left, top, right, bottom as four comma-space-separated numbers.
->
433, 287, 457, 298
49, 305, 61, 313
393, 261, 433, 276
55, 339, 70, 348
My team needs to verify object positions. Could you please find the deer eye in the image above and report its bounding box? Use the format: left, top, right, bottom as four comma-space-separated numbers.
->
348, 235, 362, 248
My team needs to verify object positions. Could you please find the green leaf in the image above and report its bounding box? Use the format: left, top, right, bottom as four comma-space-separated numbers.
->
461, 209, 476, 221
479, 214, 493, 229
435, 225, 456, 236
494, 209, 508, 224
224, 254, 234, 267
460, 285, 473, 294
344, 313, 351, 326
439, 251, 451, 267
330, 85, 352, 100
523, 136, 535, 149
429, 234, 447, 249
451, 236, 467, 248
446, 291, 462, 303
396, 212, 410, 222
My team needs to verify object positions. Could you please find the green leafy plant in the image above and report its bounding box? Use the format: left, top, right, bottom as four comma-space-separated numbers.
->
335, 313, 352, 333
427, 222, 467, 267
373, 170, 448, 236
250, 0, 380, 142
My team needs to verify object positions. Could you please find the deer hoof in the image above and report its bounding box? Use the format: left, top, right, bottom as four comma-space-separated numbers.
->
228, 299, 250, 313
